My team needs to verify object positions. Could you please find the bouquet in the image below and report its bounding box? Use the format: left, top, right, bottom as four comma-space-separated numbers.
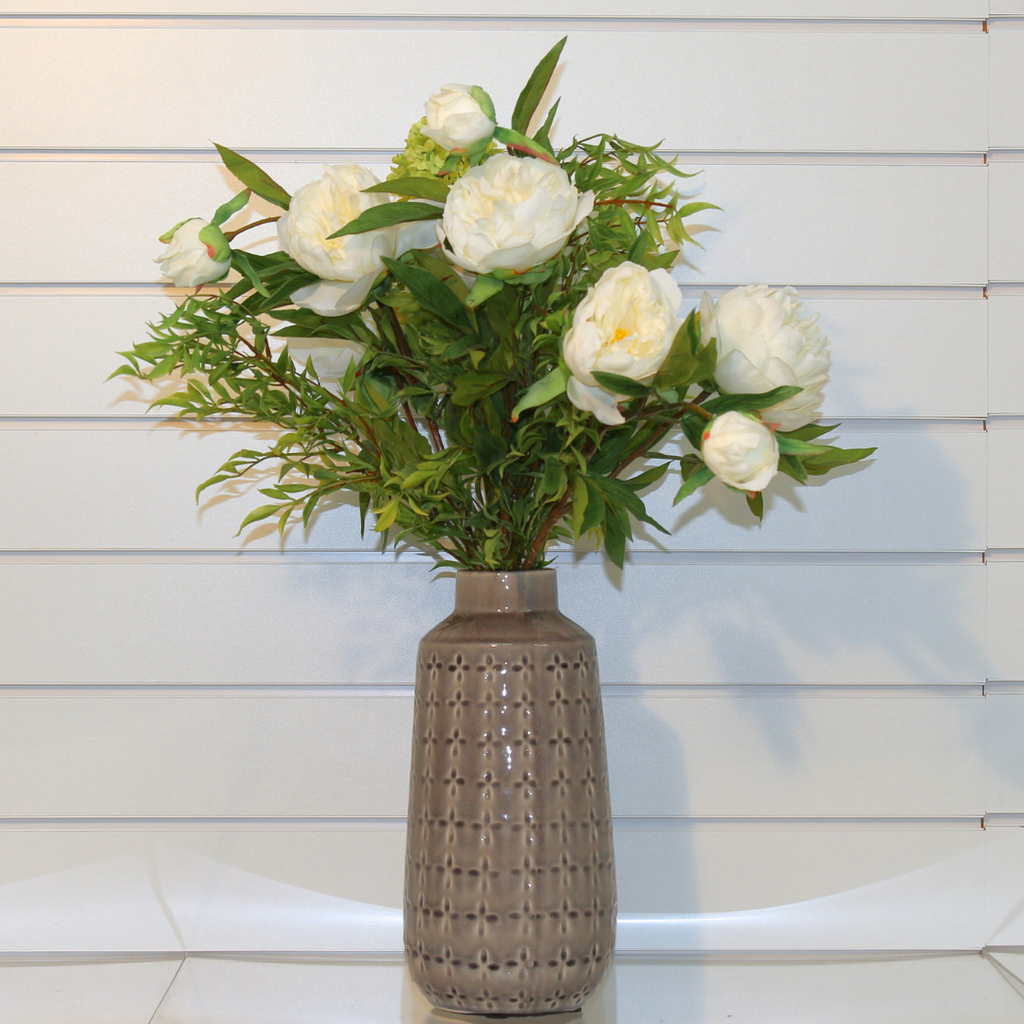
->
114, 38, 873, 570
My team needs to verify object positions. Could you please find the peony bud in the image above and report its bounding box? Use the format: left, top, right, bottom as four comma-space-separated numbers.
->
155, 218, 231, 288
701, 411, 779, 492
421, 84, 496, 152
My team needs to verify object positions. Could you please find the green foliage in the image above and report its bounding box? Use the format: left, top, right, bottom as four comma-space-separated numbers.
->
119, 45, 875, 572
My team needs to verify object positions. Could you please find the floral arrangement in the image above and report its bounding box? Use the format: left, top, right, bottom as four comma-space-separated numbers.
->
114, 39, 872, 571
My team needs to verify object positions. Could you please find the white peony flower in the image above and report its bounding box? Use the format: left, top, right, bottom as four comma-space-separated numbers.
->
286, 337, 364, 395
277, 165, 399, 317
422, 84, 495, 152
702, 284, 831, 432
701, 411, 779, 492
562, 262, 682, 425
155, 218, 231, 288
439, 154, 594, 276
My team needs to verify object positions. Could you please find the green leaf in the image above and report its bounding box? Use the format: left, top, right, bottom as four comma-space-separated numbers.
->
622, 463, 668, 491
358, 491, 370, 538
603, 507, 627, 568
676, 201, 722, 218
328, 202, 442, 238
214, 143, 291, 210
571, 475, 589, 538
511, 364, 569, 421
231, 250, 272, 298
236, 503, 283, 533
778, 453, 809, 484
473, 428, 506, 475
801, 446, 877, 475
776, 435, 831, 456
580, 478, 606, 534
539, 457, 566, 499
511, 36, 566, 135
451, 371, 509, 407
362, 176, 450, 203
591, 371, 650, 400
628, 229, 652, 264
493, 126, 556, 162
374, 496, 400, 532
779, 422, 839, 442
746, 491, 764, 520
674, 465, 714, 504
533, 96, 561, 152
211, 189, 251, 227
381, 256, 474, 334
652, 308, 713, 390
702, 385, 803, 416
465, 276, 505, 309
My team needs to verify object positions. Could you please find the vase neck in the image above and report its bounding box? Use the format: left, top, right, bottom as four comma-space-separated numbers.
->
454, 570, 559, 614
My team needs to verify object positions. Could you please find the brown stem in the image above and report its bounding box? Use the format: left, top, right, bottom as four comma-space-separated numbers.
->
522, 492, 572, 571
224, 216, 280, 241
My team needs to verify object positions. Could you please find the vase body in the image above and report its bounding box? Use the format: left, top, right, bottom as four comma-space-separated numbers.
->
404, 569, 616, 1016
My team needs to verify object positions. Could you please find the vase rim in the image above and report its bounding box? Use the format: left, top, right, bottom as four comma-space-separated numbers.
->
453, 568, 559, 613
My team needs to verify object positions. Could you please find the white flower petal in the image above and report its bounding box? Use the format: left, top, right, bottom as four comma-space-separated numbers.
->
566, 377, 626, 426
290, 272, 378, 316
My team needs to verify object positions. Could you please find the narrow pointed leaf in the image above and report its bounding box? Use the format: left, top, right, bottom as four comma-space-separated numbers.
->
512, 36, 567, 135
702, 385, 802, 416
381, 256, 474, 334
511, 365, 569, 421
674, 465, 714, 504
591, 371, 650, 400
329, 202, 442, 238
493, 126, 556, 162
465, 276, 505, 309
236, 503, 283, 532
214, 143, 291, 210
362, 177, 450, 202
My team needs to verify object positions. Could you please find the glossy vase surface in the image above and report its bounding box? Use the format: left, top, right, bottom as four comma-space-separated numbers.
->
404, 569, 616, 1016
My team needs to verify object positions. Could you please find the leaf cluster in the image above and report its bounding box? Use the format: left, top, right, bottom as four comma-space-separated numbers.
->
114, 39, 874, 569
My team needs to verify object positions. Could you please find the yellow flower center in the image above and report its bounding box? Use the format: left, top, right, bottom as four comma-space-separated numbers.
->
612, 328, 630, 343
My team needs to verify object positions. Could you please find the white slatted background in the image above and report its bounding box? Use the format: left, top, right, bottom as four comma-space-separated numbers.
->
0, 4, 1021, 1022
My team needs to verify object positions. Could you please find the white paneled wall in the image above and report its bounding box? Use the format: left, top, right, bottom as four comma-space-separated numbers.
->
0, 3, 1021, 1023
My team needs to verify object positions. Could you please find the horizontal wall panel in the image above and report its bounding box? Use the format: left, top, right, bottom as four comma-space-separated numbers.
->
0, 294, 989, 418
987, 426, 1024, 548
0, 829, 1017, 956
991, 27, 1024, 148
987, 694, 1024, 813
0, 694, 985, 817
0, 563, 987, 683
0, 828, 988, 925
0, 29, 986, 152
990, 162, 1024, 282
988, 296, 1024, 415
0, 162, 989, 287
147, 956, 1023, 1024
987, 562, 1024, 681
0, 427, 981, 553
0, 2, 990, 16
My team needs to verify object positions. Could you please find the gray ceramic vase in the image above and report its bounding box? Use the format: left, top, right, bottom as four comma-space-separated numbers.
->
404, 569, 616, 1016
